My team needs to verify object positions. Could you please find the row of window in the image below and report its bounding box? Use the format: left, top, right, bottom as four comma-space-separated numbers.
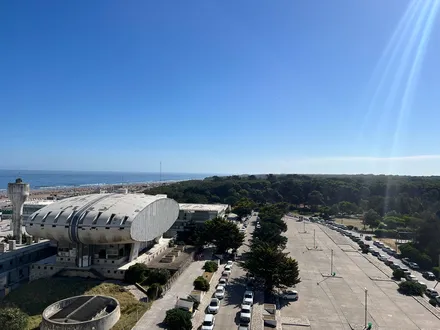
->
30, 210, 130, 229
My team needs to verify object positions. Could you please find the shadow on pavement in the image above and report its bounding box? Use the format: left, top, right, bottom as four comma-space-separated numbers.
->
222, 276, 247, 307
155, 321, 167, 329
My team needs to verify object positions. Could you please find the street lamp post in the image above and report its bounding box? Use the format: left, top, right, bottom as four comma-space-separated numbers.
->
364, 288, 368, 327
330, 249, 334, 275
314, 229, 316, 249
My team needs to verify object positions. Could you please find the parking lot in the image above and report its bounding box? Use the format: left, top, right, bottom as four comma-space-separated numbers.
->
282, 217, 440, 330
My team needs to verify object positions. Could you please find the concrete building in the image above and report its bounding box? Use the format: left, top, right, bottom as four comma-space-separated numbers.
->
23, 200, 54, 220
165, 203, 229, 237
7, 178, 30, 244
24, 193, 180, 280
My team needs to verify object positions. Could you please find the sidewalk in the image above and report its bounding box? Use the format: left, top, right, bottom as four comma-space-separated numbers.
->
132, 260, 205, 330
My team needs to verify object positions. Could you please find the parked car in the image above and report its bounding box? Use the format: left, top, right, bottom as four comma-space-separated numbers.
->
215, 285, 226, 299
280, 289, 298, 300
201, 314, 215, 330
221, 273, 229, 281
384, 259, 394, 266
378, 254, 388, 262
402, 258, 410, 265
409, 262, 420, 270
223, 269, 232, 276
371, 250, 380, 257
405, 274, 417, 281
207, 298, 220, 314
226, 260, 233, 267
426, 288, 439, 298
243, 290, 254, 305
417, 281, 427, 289
240, 304, 252, 323
238, 323, 250, 330
225, 264, 232, 271
365, 235, 372, 241
219, 278, 228, 286
423, 272, 436, 281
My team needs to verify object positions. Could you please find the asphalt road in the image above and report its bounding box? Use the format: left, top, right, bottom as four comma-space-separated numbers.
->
281, 216, 440, 330
213, 215, 255, 329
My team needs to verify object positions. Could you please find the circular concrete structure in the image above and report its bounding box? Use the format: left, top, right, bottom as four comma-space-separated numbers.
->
41, 295, 120, 330
24, 193, 179, 244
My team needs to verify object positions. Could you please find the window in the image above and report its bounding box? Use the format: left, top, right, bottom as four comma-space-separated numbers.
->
78, 211, 89, 225
31, 213, 39, 221
65, 211, 76, 228
106, 214, 116, 225
119, 216, 129, 229
92, 212, 103, 225
54, 210, 64, 223
42, 211, 52, 223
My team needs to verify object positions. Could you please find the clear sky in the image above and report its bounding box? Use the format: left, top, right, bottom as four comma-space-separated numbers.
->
1, 0, 440, 175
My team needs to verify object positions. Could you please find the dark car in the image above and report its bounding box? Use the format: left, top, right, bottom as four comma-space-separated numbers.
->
423, 271, 436, 281
365, 235, 372, 241
371, 250, 380, 257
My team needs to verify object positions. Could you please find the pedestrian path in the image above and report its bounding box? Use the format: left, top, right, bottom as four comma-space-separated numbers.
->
132, 260, 205, 330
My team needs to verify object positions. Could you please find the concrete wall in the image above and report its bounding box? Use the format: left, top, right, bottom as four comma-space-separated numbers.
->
41, 295, 120, 330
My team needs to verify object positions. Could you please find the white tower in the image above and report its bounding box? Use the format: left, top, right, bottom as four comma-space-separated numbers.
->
7, 178, 30, 244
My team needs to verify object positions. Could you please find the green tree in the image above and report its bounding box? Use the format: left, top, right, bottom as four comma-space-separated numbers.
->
242, 242, 300, 291
145, 269, 171, 285
203, 261, 218, 272
202, 217, 245, 253
233, 198, 255, 218
329, 204, 340, 216
392, 268, 405, 280
308, 190, 324, 210
193, 276, 210, 291
164, 308, 192, 330
363, 209, 381, 228
147, 283, 163, 300
398, 281, 425, 296
253, 222, 287, 250
0, 307, 28, 330
124, 263, 150, 284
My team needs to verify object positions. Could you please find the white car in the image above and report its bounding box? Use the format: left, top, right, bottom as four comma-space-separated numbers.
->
201, 314, 215, 330
378, 254, 387, 262
219, 278, 228, 286
225, 264, 232, 271
226, 260, 233, 267
207, 298, 220, 314
243, 290, 254, 305
215, 285, 226, 299
281, 289, 298, 300
240, 304, 252, 323
223, 269, 232, 276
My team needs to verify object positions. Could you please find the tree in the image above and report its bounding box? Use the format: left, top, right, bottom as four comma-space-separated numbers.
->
193, 276, 210, 291
147, 283, 163, 300
253, 222, 287, 250
398, 281, 425, 296
202, 217, 245, 253
145, 269, 170, 285
363, 209, 381, 228
308, 190, 324, 210
329, 204, 339, 216
203, 261, 218, 272
0, 307, 28, 330
164, 308, 192, 330
124, 263, 150, 284
233, 198, 255, 218
392, 268, 405, 280
242, 242, 300, 291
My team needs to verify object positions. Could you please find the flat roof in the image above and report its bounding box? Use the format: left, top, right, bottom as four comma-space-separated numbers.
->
24, 200, 54, 206
179, 203, 228, 212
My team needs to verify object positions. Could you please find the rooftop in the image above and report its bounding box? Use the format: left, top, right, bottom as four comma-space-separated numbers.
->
179, 203, 228, 213
24, 200, 54, 206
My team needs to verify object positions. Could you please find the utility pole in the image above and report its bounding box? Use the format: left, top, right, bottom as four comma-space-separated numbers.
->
330, 249, 334, 275
364, 288, 368, 327
314, 229, 316, 249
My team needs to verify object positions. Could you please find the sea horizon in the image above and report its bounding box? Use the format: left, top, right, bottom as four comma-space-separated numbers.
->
0, 169, 215, 191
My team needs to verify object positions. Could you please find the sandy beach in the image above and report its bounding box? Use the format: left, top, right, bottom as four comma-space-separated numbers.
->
0, 181, 174, 201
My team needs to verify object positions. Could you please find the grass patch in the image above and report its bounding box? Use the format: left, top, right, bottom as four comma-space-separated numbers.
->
1, 278, 150, 330
202, 272, 214, 284
376, 237, 399, 251
334, 218, 365, 228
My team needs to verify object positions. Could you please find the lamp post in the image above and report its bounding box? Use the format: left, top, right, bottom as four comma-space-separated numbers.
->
330, 249, 334, 275
364, 288, 368, 327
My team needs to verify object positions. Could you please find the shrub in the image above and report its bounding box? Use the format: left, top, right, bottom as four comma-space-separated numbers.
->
164, 308, 192, 330
432, 266, 440, 278
193, 276, 210, 291
393, 268, 405, 280
0, 307, 29, 330
429, 298, 437, 306
145, 269, 171, 285
361, 246, 369, 254
398, 281, 425, 296
124, 263, 149, 284
147, 283, 163, 300
399, 243, 433, 270
347, 225, 354, 230
203, 261, 218, 272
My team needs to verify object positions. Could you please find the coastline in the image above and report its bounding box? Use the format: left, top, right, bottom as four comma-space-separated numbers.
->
0, 180, 179, 200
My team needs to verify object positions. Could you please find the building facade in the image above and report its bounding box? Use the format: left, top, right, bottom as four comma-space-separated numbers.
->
164, 203, 229, 237
23, 193, 180, 280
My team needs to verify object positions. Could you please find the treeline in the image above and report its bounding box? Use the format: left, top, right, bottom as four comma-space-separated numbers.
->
146, 174, 440, 271
147, 174, 440, 216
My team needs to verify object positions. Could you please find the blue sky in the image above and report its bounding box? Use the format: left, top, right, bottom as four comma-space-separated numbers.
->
1, 0, 440, 175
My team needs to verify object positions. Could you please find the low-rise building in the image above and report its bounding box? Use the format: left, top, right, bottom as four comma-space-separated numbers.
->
164, 203, 229, 237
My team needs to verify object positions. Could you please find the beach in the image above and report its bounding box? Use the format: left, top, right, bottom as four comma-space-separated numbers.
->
0, 181, 174, 201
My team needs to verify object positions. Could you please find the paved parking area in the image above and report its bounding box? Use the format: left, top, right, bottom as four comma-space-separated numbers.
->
282, 219, 440, 330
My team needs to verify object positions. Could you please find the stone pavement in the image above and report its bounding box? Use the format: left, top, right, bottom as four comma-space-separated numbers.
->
191, 268, 223, 329
132, 260, 205, 330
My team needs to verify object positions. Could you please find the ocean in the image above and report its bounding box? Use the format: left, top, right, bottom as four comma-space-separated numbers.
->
0, 170, 209, 191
